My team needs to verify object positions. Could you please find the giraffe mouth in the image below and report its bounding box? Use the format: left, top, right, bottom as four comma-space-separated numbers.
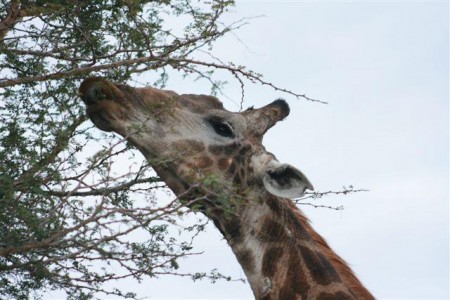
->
79, 77, 130, 132
80, 77, 130, 106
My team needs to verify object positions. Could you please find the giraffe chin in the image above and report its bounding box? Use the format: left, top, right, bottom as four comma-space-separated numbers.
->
85, 100, 126, 133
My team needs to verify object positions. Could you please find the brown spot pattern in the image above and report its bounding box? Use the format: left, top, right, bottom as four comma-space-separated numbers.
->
261, 246, 283, 277
218, 158, 230, 170
317, 291, 355, 300
208, 144, 222, 156
222, 218, 242, 243
239, 143, 251, 155
236, 249, 255, 273
233, 175, 242, 185
227, 161, 236, 174
195, 156, 213, 168
174, 139, 205, 152
239, 168, 245, 180
300, 246, 341, 285
279, 251, 309, 300
259, 217, 286, 242
208, 143, 239, 156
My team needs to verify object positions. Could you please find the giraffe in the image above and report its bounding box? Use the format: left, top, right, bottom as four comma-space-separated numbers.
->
79, 77, 374, 300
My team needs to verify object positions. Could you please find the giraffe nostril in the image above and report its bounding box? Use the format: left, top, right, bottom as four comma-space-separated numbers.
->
79, 77, 133, 111
79, 77, 115, 106
81, 85, 109, 105
83, 88, 98, 105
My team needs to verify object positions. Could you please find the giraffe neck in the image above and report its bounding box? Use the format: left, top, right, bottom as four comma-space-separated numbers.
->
149, 140, 373, 299
209, 191, 374, 300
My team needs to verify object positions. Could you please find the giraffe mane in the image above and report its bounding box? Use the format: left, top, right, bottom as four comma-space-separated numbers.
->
283, 199, 373, 299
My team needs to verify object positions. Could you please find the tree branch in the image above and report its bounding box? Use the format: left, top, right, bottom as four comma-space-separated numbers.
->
0, 1, 22, 41
41, 176, 162, 197
173, 58, 327, 104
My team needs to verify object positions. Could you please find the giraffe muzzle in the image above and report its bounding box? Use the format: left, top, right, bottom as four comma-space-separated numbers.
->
79, 77, 129, 108
79, 77, 130, 133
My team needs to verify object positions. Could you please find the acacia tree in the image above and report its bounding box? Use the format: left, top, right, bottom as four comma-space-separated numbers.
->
0, 1, 248, 298
0, 1, 359, 299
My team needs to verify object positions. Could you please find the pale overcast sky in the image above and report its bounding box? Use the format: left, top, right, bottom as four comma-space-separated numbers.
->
47, 1, 449, 299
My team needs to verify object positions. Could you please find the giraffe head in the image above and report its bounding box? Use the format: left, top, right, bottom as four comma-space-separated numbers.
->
79, 77, 313, 199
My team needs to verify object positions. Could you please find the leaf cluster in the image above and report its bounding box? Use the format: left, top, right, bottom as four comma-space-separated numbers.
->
0, 0, 238, 298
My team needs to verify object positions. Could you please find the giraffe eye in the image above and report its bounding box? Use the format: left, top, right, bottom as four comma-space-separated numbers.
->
208, 118, 234, 138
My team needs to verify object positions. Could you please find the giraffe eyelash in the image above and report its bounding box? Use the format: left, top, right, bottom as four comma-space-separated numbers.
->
207, 118, 235, 138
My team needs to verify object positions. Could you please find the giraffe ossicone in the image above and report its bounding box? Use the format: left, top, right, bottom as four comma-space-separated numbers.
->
79, 77, 374, 300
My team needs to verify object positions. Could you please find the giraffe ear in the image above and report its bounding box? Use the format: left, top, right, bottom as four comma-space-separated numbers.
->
263, 163, 314, 198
